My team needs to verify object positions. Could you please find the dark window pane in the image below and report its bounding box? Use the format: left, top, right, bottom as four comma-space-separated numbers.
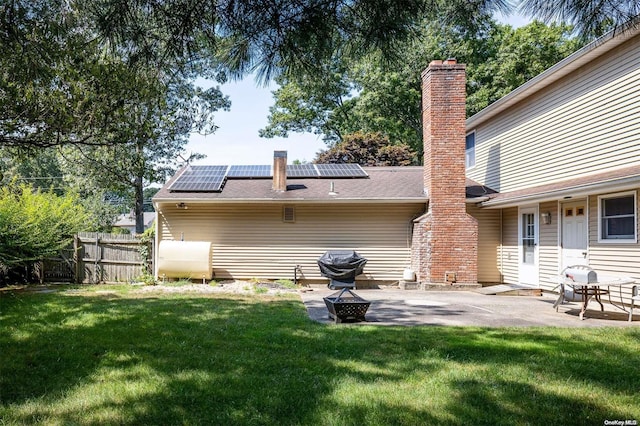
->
603, 196, 634, 216
605, 217, 635, 238
465, 133, 475, 150
465, 133, 475, 168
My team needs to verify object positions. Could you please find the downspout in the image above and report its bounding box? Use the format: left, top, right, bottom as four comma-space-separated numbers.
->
153, 202, 159, 280
500, 209, 504, 283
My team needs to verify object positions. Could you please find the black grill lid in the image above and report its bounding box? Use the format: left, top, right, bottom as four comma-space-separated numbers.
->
317, 250, 367, 282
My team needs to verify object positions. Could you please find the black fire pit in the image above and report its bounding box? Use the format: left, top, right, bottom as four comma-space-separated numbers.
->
323, 288, 371, 323
317, 250, 367, 289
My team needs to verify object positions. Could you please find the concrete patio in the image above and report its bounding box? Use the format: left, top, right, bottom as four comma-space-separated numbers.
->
300, 287, 639, 327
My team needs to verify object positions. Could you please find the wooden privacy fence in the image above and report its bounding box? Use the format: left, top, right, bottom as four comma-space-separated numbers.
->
42, 232, 153, 284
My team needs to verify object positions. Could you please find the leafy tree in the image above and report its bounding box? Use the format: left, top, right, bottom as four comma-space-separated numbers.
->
2, 0, 631, 153
315, 132, 416, 166
0, 183, 88, 267
262, 19, 583, 156
143, 188, 160, 213
519, 0, 640, 38
77, 191, 122, 233
0, 147, 64, 193
86, 0, 634, 81
58, 65, 230, 233
0, 146, 143, 233
259, 61, 355, 143
1, 1, 230, 234
1, 1, 143, 150
86, 0, 498, 81
1, 1, 227, 146
467, 20, 583, 111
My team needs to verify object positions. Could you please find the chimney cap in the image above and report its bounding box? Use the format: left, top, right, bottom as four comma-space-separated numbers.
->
274, 150, 287, 158
444, 58, 457, 64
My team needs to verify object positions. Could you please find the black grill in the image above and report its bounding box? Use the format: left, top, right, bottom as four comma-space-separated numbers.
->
317, 250, 367, 289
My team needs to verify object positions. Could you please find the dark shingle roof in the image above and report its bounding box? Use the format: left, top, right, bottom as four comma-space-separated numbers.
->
154, 166, 427, 202
154, 165, 496, 204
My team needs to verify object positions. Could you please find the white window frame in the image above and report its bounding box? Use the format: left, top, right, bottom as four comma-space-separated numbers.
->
597, 191, 637, 243
465, 131, 476, 170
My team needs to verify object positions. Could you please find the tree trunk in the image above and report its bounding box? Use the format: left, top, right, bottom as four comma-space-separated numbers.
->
134, 174, 144, 234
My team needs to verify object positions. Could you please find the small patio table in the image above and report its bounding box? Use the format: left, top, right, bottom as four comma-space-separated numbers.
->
553, 273, 637, 321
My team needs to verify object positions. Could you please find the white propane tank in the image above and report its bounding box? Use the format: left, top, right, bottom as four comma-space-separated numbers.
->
157, 240, 213, 280
403, 268, 416, 281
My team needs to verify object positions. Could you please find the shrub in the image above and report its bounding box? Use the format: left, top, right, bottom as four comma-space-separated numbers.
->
0, 183, 88, 267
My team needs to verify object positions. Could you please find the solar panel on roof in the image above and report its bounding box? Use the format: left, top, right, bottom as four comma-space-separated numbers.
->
287, 164, 319, 178
167, 162, 369, 193
227, 165, 272, 178
316, 163, 368, 178
168, 165, 229, 192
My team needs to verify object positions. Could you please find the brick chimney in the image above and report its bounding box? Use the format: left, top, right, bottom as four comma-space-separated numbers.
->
412, 59, 478, 285
272, 150, 287, 191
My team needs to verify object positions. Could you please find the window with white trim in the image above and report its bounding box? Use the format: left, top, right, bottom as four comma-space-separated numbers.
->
465, 132, 475, 169
598, 192, 637, 242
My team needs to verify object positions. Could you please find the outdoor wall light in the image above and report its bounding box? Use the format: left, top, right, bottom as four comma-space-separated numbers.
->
541, 211, 551, 225
176, 202, 188, 210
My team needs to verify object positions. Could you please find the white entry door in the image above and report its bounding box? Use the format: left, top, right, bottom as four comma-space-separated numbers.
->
561, 201, 588, 269
519, 207, 539, 286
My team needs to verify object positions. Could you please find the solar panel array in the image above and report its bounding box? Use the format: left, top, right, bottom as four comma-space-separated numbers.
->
316, 163, 368, 177
169, 164, 368, 192
168, 165, 228, 192
287, 164, 318, 178
227, 165, 271, 178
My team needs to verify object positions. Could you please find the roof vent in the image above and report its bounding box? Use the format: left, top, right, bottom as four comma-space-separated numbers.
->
283, 206, 295, 223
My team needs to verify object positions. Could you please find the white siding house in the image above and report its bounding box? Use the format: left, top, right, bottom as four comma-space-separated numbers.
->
468, 22, 640, 303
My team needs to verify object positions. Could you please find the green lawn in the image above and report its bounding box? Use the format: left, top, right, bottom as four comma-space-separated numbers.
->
1, 285, 639, 425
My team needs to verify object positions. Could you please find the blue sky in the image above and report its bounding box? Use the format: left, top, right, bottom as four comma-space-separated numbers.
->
187, 79, 325, 166
185, 11, 530, 166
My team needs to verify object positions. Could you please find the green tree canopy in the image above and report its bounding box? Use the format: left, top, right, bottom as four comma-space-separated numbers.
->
85, 0, 635, 80
1, 1, 230, 234
520, 0, 639, 38
1, 0, 227, 151
262, 19, 583, 156
87, 0, 511, 81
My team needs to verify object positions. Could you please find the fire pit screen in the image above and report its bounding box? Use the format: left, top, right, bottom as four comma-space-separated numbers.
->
317, 250, 367, 289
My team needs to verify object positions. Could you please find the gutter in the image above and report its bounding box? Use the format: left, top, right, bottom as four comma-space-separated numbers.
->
153, 197, 428, 205
466, 196, 490, 204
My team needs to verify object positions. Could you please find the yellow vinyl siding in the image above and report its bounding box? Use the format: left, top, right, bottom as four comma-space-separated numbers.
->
468, 34, 640, 192
467, 204, 501, 283
500, 207, 519, 284
538, 201, 560, 291
587, 192, 640, 300
157, 202, 424, 282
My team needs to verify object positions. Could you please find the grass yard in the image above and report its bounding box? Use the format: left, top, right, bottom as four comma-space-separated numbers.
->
1, 285, 639, 425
